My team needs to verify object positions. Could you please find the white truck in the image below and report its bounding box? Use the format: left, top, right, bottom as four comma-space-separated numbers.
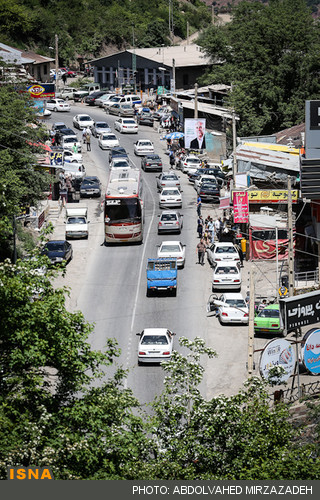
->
65, 207, 89, 239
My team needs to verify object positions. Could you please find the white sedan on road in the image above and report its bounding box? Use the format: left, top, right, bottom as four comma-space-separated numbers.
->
159, 187, 182, 209
134, 139, 154, 156
136, 328, 175, 365
46, 98, 70, 112
206, 242, 240, 266
73, 114, 94, 130
157, 241, 186, 268
212, 262, 241, 292
98, 133, 119, 150
114, 118, 138, 134
214, 293, 249, 325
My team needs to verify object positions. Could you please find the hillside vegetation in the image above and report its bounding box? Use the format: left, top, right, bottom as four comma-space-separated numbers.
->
0, 0, 211, 64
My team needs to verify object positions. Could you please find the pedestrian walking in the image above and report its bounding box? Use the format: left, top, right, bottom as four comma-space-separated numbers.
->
197, 239, 206, 265
85, 127, 92, 151
59, 175, 68, 207
72, 142, 78, 154
197, 216, 204, 238
62, 73, 67, 85
207, 216, 215, 243
82, 128, 87, 144
215, 216, 222, 240
196, 195, 202, 216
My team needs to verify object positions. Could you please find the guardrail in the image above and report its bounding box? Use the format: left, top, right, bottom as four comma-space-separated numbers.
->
270, 380, 320, 405
294, 269, 319, 288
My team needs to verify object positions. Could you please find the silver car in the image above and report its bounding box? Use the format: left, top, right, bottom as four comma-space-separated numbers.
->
157, 210, 183, 234
91, 121, 111, 137
156, 172, 181, 192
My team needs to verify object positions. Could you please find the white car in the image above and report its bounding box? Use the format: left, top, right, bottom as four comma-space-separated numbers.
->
214, 293, 249, 325
134, 139, 154, 156
46, 98, 70, 112
91, 121, 112, 137
206, 242, 240, 266
109, 157, 131, 170
136, 328, 175, 365
60, 135, 82, 153
55, 87, 75, 100
96, 93, 116, 107
98, 133, 119, 150
159, 187, 182, 209
212, 262, 241, 292
180, 155, 201, 173
114, 118, 138, 134
157, 241, 186, 268
194, 174, 217, 191
73, 114, 94, 130
63, 149, 83, 164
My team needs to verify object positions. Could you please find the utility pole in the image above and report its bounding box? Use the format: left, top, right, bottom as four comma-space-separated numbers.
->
194, 83, 198, 119
247, 270, 255, 375
172, 58, 176, 97
287, 176, 294, 297
187, 21, 189, 45
55, 34, 59, 90
232, 109, 237, 185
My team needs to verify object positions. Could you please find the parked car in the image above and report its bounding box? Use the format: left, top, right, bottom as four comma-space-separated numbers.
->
157, 210, 183, 234
46, 98, 70, 112
157, 240, 186, 268
60, 135, 82, 153
214, 293, 249, 325
95, 93, 116, 107
189, 167, 226, 187
178, 155, 202, 173
212, 262, 242, 292
206, 242, 240, 266
254, 304, 285, 336
52, 122, 67, 132
41, 240, 73, 264
62, 149, 83, 164
109, 157, 131, 170
91, 121, 112, 137
137, 112, 154, 126
156, 172, 181, 191
136, 328, 175, 365
80, 176, 101, 198
197, 182, 220, 202
194, 174, 219, 191
134, 139, 154, 156
98, 133, 119, 150
114, 117, 138, 134
141, 154, 162, 172
108, 103, 134, 116
104, 95, 122, 111
55, 127, 76, 146
84, 91, 108, 106
73, 114, 94, 129
159, 187, 182, 209
109, 146, 128, 162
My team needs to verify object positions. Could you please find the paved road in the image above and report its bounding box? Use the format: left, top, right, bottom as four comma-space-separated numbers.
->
49, 102, 308, 407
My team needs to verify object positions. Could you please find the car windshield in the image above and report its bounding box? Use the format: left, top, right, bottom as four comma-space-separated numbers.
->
67, 217, 86, 224
123, 120, 135, 124
79, 116, 91, 121
216, 267, 238, 274
162, 189, 180, 196
225, 299, 246, 308
139, 142, 152, 146
96, 123, 109, 128
141, 335, 168, 345
45, 242, 64, 251
112, 160, 129, 168
82, 179, 98, 186
259, 309, 279, 318
122, 105, 131, 109
102, 135, 117, 140
163, 175, 177, 180
216, 246, 237, 254
161, 214, 178, 221
161, 245, 181, 252
64, 137, 77, 143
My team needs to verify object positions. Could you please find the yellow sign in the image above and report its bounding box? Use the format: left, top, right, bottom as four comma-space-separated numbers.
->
248, 190, 298, 204
279, 286, 288, 297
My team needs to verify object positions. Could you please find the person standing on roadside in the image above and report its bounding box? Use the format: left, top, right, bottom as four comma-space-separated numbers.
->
207, 216, 215, 243
197, 195, 202, 216
215, 216, 221, 241
85, 127, 92, 151
197, 239, 206, 265
197, 215, 204, 239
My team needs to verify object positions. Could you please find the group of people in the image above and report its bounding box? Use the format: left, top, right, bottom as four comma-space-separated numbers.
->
59, 172, 74, 207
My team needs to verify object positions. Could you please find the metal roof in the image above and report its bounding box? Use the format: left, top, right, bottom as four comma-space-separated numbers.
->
177, 99, 235, 120
236, 144, 300, 172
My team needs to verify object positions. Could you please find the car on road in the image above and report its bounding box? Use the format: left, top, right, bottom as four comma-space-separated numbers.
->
156, 172, 181, 191
254, 304, 285, 336
52, 122, 67, 132
206, 242, 240, 266
109, 146, 128, 162
84, 91, 108, 106
157, 240, 186, 268
46, 98, 70, 112
178, 155, 201, 173
197, 182, 220, 202
189, 167, 225, 187
134, 139, 154, 156
114, 117, 138, 134
54, 87, 75, 100
98, 133, 119, 150
137, 111, 154, 126
157, 210, 183, 234
91, 121, 112, 137
80, 176, 101, 198
63, 149, 83, 163
141, 154, 162, 172
159, 187, 182, 209
96, 93, 116, 107
104, 95, 122, 111
60, 135, 82, 153
108, 103, 135, 116
109, 157, 131, 170
212, 262, 241, 292
215, 293, 249, 325
73, 114, 94, 130
41, 240, 73, 265
194, 174, 218, 191
136, 328, 175, 365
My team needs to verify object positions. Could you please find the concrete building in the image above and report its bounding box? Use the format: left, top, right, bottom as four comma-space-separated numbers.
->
0, 43, 54, 83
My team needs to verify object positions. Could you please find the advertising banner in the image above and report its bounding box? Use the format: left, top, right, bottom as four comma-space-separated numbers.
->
301, 328, 320, 374
279, 290, 320, 330
26, 83, 55, 99
184, 118, 206, 150
233, 191, 249, 223
248, 190, 298, 204
259, 338, 296, 384
50, 151, 63, 165
250, 238, 289, 260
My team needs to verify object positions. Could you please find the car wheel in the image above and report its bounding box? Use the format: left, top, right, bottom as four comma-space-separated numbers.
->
138, 360, 143, 366
172, 288, 177, 297
65, 96, 69, 101
146, 288, 151, 297
53, 107, 57, 112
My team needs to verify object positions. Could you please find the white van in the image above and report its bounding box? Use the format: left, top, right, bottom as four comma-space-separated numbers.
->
65, 207, 89, 239
119, 95, 141, 106
61, 162, 86, 179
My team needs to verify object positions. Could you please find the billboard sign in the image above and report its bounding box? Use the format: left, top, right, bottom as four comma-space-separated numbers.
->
259, 338, 296, 384
27, 83, 55, 99
50, 151, 63, 165
233, 191, 249, 223
279, 290, 320, 330
184, 118, 206, 150
248, 190, 299, 204
301, 328, 320, 374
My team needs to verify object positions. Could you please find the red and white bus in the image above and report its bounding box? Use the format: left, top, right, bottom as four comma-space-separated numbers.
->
104, 167, 144, 243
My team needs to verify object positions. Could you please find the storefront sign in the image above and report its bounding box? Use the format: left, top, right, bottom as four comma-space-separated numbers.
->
233, 191, 249, 223
279, 290, 320, 330
26, 83, 55, 98
248, 190, 298, 204
301, 328, 320, 374
260, 339, 296, 384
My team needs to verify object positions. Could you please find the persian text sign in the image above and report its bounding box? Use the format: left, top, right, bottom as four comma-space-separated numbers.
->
301, 328, 320, 374
279, 290, 320, 330
248, 190, 298, 204
233, 191, 249, 223
259, 338, 296, 384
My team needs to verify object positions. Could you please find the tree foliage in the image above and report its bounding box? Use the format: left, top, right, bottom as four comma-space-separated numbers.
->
198, 0, 320, 135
